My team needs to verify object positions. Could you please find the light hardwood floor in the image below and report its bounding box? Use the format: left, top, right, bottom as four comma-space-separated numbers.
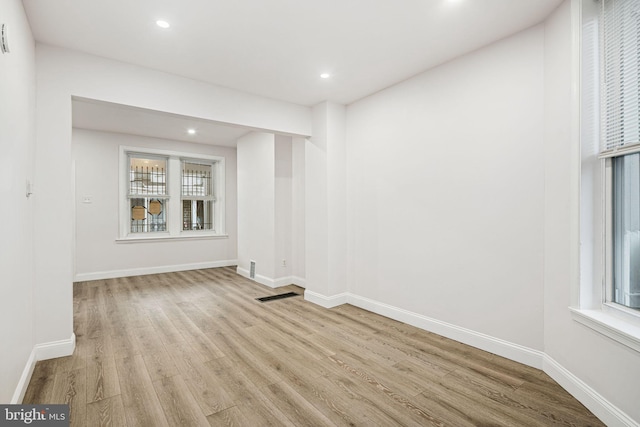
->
23, 267, 604, 426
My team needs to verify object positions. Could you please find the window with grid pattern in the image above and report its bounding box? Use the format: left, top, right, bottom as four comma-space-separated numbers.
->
182, 161, 215, 231
120, 147, 225, 239
128, 155, 168, 233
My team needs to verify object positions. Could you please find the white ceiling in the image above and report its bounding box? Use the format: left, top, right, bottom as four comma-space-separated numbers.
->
72, 98, 251, 146
23, 0, 563, 107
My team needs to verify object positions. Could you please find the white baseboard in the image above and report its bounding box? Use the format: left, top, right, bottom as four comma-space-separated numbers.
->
237, 267, 274, 288
304, 291, 543, 367
236, 268, 305, 289
543, 355, 638, 427
273, 276, 296, 288
11, 333, 76, 404
346, 293, 544, 369
304, 290, 349, 308
274, 276, 306, 288
291, 276, 306, 288
11, 349, 37, 404
34, 333, 76, 361
74, 260, 238, 282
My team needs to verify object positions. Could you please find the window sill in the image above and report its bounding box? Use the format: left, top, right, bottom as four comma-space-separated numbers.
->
116, 233, 228, 243
570, 306, 640, 353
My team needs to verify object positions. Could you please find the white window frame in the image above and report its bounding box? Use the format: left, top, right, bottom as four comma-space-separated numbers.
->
573, 0, 640, 353
117, 146, 226, 242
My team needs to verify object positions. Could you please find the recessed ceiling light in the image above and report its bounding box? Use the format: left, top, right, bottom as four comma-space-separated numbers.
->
320, 73, 331, 79
187, 129, 196, 135
156, 20, 170, 29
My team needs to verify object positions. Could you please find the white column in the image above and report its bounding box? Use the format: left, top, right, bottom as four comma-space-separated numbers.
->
304, 101, 348, 305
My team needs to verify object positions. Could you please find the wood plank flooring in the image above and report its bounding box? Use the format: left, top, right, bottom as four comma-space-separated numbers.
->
23, 267, 605, 426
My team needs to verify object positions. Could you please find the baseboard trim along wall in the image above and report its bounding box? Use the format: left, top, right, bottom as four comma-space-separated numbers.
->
291, 276, 306, 288
346, 292, 544, 369
34, 333, 76, 361
11, 350, 37, 404
236, 268, 306, 289
12, 333, 76, 404
74, 260, 238, 282
304, 290, 349, 308
543, 355, 639, 427
304, 290, 637, 427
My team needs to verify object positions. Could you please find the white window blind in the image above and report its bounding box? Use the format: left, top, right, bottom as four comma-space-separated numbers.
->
601, 0, 640, 152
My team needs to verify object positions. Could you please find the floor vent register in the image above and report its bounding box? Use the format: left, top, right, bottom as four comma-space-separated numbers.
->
256, 292, 300, 302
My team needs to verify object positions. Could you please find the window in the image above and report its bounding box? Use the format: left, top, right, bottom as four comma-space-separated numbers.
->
119, 147, 225, 240
600, 0, 640, 312
612, 154, 640, 309
575, 0, 640, 353
128, 155, 168, 233
182, 161, 214, 231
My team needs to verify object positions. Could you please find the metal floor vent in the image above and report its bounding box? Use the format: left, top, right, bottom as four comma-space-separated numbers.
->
256, 292, 299, 303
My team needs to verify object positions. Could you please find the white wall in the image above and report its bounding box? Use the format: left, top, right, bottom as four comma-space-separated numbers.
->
33, 44, 312, 351
305, 107, 329, 297
543, 2, 640, 424
38, 46, 312, 137
0, 0, 36, 403
346, 25, 545, 351
275, 135, 293, 280
291, 137, 306, 282
72, 129, 237, 279
237, 132, 276, 281
326, 104, 348, 297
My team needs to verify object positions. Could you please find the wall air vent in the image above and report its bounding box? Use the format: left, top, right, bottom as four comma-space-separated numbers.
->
249, 261, 255, 279
1, 24, 9, 54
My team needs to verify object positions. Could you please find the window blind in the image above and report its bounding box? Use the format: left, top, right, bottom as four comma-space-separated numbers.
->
601, 0, 640, 153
